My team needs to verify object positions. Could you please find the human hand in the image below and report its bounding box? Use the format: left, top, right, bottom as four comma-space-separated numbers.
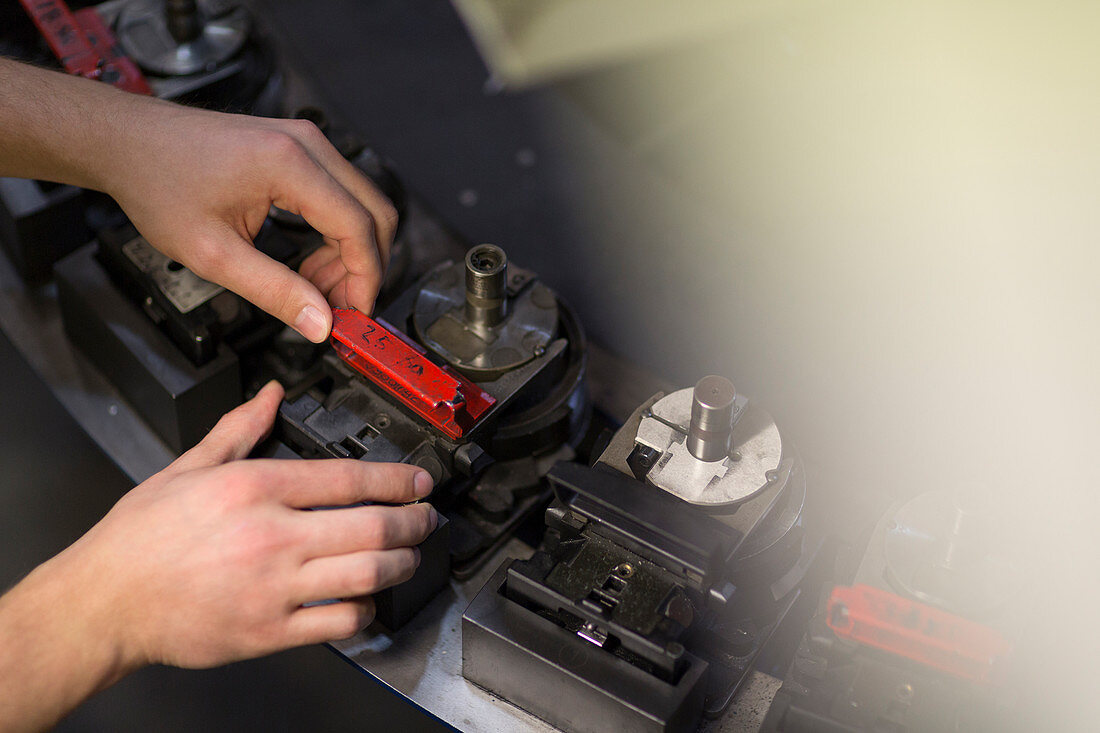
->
46, 381, 435, 670
102, 100, 398, 342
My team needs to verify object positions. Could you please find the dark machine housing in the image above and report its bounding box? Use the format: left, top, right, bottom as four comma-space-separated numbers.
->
462, 378, 824, 733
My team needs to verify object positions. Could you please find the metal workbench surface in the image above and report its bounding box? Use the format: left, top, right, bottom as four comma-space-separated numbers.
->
0, 214, 779, 733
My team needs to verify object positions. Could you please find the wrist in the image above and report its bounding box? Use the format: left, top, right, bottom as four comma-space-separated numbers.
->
27, 543, 145, 681
67, 87, 170, 200
0, 547, 143, 731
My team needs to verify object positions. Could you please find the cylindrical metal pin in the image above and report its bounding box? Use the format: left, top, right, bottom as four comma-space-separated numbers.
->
687, 375, 736, 462
166, 0, 203, 43
464, 244, 508, 328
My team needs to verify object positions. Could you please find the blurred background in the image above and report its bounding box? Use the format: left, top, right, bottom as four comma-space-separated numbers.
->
3, 0, 1096, 729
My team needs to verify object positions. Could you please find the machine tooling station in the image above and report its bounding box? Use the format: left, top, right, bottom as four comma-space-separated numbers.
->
0, 1, 1045, 731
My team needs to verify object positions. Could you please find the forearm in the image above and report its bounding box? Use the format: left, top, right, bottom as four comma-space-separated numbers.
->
0, 57, 161, 193
1, 55, 394, 337
0, 546, 135, 732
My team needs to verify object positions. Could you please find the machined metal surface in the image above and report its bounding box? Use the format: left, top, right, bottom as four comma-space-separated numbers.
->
464, 244, 508, 328
412, 255, 559, 379
116, 0, 250, 76
688, 375, 737, 462
636, 386, 782, 508
121, 235, 225, 313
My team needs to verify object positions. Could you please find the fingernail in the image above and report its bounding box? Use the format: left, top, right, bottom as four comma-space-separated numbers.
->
414, 471, 434, 497
294, 304, 329, 343
413, 546, 422, 567
427, 505, 439, 531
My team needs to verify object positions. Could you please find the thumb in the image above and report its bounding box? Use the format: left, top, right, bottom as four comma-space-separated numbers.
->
192, 233, 333, 343
171, 380, 285, 473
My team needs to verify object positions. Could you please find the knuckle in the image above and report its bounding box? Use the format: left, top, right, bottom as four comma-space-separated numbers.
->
336, 460, 369, 496
288, 118, 325, 144
360, 513, 389, 549
332, 614, 359, 640
256, 270, 299, 318
236, 516, 288, 560
359, 210, 377, 243
219, 464, 268, 505
397, 548, 418, 583
261, 129, 308, 165
358, 561, 381, 592
186, 236, 228, 280
216, 465, 254, 501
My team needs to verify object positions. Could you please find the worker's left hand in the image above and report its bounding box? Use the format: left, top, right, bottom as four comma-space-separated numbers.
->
103, 100, 398, 342
32, 380, 435, 672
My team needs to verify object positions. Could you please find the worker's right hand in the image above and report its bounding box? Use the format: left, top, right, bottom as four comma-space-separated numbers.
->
40, 380, 436, 671
102, 101, 398, 342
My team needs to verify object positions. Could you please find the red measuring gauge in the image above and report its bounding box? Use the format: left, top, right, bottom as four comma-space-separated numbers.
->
826, 584, 1012, 684
19, 0, 153, 95
329, 308, 495, 440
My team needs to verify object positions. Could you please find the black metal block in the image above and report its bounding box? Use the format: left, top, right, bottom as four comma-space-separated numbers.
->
462, 562, 709, 733
373, 515, 451, 630
54, 243, 241, 452
0, 177, 90, 283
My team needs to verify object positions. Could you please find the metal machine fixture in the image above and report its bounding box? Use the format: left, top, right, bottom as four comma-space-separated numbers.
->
277, 244, 590, 626
116, 0, 250, 77
462, 376, 821, 733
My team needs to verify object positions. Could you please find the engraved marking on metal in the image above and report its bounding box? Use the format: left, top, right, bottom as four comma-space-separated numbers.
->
330, 308, 495, 439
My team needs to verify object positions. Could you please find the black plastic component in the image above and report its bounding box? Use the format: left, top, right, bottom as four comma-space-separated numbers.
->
373, 515, 451, 630
95, 222, 298, 368
275, 354, 561, 582
548, 462, 740, 585
55, 243, 241, 452
463, 563, 710, 733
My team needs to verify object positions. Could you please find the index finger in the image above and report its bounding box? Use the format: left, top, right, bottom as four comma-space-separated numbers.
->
269, 151, 384, 312
290, 127, 398, 271
240, 459, 434, 508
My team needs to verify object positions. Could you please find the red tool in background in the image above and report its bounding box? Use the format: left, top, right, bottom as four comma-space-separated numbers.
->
19, 0, 152, 95
826, 584, 1013, 684
329, 308, 496, 440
